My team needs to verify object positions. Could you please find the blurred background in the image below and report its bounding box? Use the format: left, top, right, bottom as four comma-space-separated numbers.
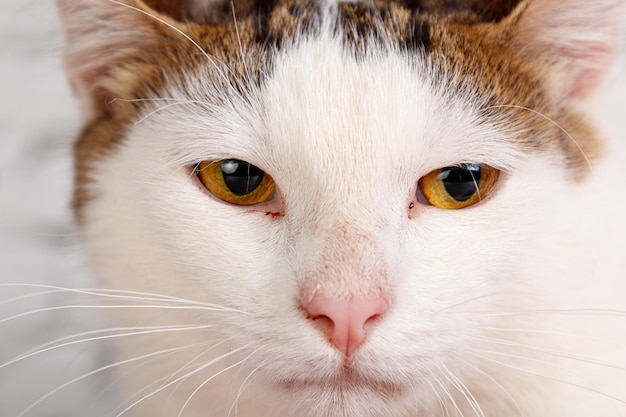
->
0, 1, 625, 416
0, 1, 116, 415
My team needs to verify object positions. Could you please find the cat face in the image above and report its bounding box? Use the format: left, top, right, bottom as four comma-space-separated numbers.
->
58, 0, 626, 416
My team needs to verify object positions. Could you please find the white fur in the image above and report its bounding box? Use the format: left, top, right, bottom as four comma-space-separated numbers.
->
78, 30, 626, 417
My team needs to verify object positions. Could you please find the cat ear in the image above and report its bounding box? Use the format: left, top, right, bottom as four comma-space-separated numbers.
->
56, 0, 187, 117
505, 0, 626, 100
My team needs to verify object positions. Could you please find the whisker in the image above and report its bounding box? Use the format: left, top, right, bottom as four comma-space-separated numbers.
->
0, 284, 246, 311
468, 308, 626, 318
228, 362, 265, 417
437, 291, 503, 312
0, 304, 235, 326
431, 367, 465, 417
160, 336, 237, 389
440, 365, 486, 417
17, 230, 78, 238
135, 101, 213, 126
458, 359, 525, 417
107, 97, 200, 105
479, 325, 626, 354
470, 347, 590, 385
480, 326, 598, 338
471, 352, 626, 405
472, 335, 626, 371
111, 339, 235, 414
0, 288, 69, 307
178, 345, 264, 417
113, 344, 250, 417
420, 373, 450, 417
16, 344, 205, 417
1, 325, 213, 370
88, 346, 188, 413
484, 104, 594, 172
106, 0, 235, 89
230, 0, 247, 74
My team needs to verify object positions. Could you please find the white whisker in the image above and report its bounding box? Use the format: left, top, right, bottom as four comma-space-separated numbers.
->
1, 325, 213, 370
106, 0, 235, 89
89, 346, 188, 412
480, 326, 596, 338
0, 284, 247, 311
111, 339, 236, 414
440, 365, 486, 417
160, 336, 237, 389
431, 367, 465, 417
473, 335, 626, 371
114, 344, 250, 417
484, 104, 594, 172
0, 288, 68, 307
0, 304, 234, 326
230, 0, 247, 74
228, 362, 265, 417
470, 347, 588, 383
178, 345, 264, 417
16, 344, 204, 417
459, 359, 525, 417
135, 101, 212, 126
437, 292, 503, 312
421, 373, 450, 417
107, 97, 200, 105
468, 308, 626, 318
472, 352, 626, 405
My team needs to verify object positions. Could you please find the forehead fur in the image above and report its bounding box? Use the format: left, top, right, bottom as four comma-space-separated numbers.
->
63, 0, 608, 214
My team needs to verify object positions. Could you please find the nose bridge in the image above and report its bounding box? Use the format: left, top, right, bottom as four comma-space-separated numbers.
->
299, 222, 391, 303
298, 223, 393, 356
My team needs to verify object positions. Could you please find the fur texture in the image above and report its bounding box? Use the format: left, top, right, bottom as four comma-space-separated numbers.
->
53, 0, 626, 416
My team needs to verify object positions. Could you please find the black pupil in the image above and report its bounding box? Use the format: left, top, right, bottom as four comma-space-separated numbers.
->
439, 164, 481, 202
221, 159, 265, 196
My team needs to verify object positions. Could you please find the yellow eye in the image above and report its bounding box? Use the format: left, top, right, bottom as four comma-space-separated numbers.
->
196, 159, 275, 206
417, 164, 500, 209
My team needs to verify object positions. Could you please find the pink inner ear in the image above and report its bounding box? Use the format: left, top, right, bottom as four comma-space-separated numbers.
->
507, 0, 626, 100
559, 43, 618, 99
57, 0, 164, 115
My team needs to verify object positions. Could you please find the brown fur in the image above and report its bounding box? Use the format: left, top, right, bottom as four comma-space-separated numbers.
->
425, 11, 603, 172
59, 0, 607, 217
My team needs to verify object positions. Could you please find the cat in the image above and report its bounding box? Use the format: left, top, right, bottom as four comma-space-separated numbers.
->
49, 0, 626, 416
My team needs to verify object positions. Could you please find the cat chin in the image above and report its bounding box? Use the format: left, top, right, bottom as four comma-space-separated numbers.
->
259, 381, 415, 417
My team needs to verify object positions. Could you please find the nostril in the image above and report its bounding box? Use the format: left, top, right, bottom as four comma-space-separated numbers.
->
309, 314, 334, 335
364, 312, 382, 326
305, 296, 389, 356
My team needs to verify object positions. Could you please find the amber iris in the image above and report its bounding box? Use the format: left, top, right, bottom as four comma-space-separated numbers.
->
196, 159, 275, 205
418, 164, 499, 209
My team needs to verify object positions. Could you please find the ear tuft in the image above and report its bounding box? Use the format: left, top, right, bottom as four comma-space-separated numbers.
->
56, 0, 177, 117
506, 0, 626, 99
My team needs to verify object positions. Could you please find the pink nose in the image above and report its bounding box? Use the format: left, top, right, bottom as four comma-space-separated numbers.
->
306, 296, 389, 356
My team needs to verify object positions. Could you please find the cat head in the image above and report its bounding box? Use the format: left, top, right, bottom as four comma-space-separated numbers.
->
57, 1, 625, 416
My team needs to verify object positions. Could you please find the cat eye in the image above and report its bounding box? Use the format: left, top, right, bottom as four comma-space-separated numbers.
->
417, 164, 499, 209
196, 159, 275, 206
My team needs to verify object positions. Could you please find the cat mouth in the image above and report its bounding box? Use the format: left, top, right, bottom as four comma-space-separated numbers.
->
277, 368, 405, 397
